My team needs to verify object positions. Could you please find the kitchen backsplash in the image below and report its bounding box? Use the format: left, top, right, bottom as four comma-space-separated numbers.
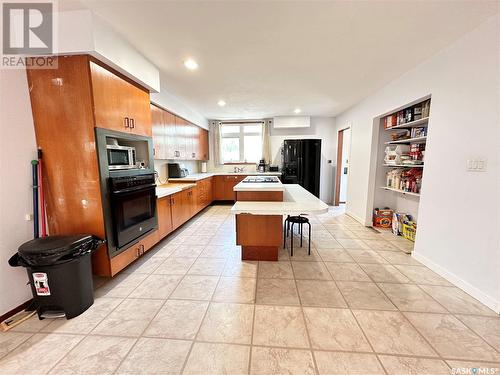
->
154, 160, 200, 183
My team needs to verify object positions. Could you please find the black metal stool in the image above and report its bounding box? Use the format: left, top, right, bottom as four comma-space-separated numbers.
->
283, 214, 311, 257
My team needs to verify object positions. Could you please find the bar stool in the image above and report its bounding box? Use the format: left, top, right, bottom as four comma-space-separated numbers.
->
283, 214, 311, 257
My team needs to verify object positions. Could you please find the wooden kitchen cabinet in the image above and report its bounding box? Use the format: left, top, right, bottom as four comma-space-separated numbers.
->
90, 61, 151, 136
170, 191, 185, 230
157, 196, 173, 239
109, 229, 159, 276
213, 175, 246, 201
151, 104, 166, 159
224, 175, 246, 200
199, 129, 209, 160
151, 105, 209, 161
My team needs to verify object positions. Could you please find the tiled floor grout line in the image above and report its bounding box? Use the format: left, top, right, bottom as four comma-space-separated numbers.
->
362, 268, 453, 366
247, 260, 259, 375
326, 261, 389, 375
288, 247, 321, 375
451, 313, 500, 355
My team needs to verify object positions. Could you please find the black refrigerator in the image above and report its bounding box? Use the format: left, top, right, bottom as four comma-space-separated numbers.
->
281, 139, 321, 197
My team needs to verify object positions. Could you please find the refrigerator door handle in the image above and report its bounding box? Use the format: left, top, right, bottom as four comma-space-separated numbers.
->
297, 156, 303, 183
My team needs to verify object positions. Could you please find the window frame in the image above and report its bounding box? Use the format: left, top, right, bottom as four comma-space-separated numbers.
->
220, 122, 263, 164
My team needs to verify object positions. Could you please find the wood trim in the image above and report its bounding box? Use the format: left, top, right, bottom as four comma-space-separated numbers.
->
242, 246, 278, 261
334, 129, 344, 206
235, 191, 283, 202
0, 299, 33, 324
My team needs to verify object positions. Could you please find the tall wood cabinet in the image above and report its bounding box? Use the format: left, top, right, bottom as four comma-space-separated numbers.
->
27, 55, 154, 277
151, 103, 209, 161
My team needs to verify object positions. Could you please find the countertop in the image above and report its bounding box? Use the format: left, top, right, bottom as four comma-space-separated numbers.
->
230, 184, 329, 215
233, 177, 285, 192
156, 182, 196, 198
168, 171, 282, 182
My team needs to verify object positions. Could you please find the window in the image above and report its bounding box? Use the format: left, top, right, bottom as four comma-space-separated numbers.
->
220, 122, 263, 163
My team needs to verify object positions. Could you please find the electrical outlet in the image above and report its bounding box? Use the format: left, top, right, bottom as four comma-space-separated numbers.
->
467, 159, 487, 172
25, 214, 33, 221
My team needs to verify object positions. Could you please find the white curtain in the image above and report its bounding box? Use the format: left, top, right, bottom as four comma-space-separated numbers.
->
261, 120, 271, 164
212, 121, 222, 166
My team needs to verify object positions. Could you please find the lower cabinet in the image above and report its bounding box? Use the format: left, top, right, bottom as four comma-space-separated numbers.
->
214, 175, 246, 201
109, 229, 159, 276
171, 191, 186, 230
157, 196, 173, 238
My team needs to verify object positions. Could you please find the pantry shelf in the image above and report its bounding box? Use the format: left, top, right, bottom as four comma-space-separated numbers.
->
385, 136, 427, 145
383, 164, 424, 168
380, 186, 420, 197
385, 117, 429, 130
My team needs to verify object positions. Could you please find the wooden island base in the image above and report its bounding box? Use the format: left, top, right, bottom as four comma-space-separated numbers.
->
241, 246, 279, 261
235, 214, 283, 261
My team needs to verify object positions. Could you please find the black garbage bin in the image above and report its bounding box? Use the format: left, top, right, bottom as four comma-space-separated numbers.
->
9, 235, 104, 319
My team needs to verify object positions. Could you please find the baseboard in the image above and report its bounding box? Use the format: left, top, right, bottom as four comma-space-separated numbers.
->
346, 210, 369, 226
412, 252, 500, 314
0, 299, 33, 323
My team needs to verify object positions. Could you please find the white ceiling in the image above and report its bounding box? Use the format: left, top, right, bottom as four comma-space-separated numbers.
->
61, 1, 498, 119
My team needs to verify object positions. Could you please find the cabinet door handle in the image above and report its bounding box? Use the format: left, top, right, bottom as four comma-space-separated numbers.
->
192, 152, 195, 158
130, 118, 135, 129
124, 117, 130, 128
140, 244, 145, 255
136, 247, 140, 257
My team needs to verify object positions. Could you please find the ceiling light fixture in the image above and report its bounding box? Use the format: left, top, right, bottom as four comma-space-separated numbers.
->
217, 100, 226, 107
294, 108, 302, 114
183, 58, 199, 70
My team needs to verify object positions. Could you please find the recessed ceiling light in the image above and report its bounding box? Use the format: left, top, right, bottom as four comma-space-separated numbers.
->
294, 108, 302, 114
183, 58, 198, 70
217, 100, 226, 107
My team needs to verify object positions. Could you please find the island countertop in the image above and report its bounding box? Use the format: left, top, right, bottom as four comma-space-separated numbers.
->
231, 184, 329, 215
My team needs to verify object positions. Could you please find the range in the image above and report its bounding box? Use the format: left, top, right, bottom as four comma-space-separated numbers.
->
242, 176, 281, 183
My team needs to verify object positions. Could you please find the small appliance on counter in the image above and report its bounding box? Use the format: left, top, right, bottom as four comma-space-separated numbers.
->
168, 163, 189, 178
269, 165, 279, 172
201, 161, 207, 173
257, 159, 266, 173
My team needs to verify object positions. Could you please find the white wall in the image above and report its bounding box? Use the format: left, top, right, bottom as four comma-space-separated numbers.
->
336, 15, 500, 312
0, 69, 38, 315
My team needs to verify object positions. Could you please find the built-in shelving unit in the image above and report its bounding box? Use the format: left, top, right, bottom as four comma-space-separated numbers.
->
383, 164, 424, 168
386, 117, 429, 130
380, 186, 420, 197
385, 136, 427, 145
371, 95, 431, 245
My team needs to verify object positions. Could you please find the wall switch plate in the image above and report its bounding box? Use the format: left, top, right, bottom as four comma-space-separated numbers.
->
25, 214, 33, 221
467, 159, 487, 172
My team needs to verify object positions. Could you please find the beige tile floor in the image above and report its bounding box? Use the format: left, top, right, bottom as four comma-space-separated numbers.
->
1, 204, 499, 374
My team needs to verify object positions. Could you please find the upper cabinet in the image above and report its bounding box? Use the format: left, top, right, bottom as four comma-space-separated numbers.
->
151, 104, 209, 161
90, 61, 152, 137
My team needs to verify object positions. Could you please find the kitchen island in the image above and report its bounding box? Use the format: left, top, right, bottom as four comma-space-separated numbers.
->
232, 176, 329, 261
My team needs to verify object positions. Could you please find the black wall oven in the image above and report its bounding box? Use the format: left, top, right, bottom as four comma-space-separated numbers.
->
109, 173, 157, 249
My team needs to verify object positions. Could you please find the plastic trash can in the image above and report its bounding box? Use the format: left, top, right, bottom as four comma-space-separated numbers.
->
9, 235, 104, 319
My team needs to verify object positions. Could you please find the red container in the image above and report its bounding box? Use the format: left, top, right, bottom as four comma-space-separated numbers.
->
373, 208, 393, 228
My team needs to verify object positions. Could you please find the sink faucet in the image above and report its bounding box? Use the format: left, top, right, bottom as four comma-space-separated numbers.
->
234, 166, 245, 173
